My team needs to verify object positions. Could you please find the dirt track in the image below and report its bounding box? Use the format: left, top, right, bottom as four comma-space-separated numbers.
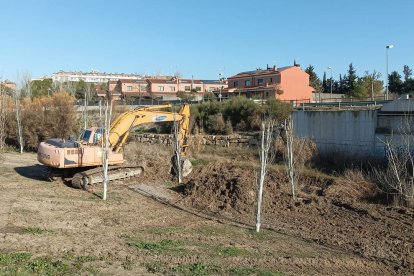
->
0, 151, 412, 275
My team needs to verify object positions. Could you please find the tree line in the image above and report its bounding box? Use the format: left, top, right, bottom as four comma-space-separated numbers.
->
305, 63, 414, 98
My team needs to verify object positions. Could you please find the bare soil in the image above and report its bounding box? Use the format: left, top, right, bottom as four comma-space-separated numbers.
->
0, 147, 412, 275
183, 161, 414, 274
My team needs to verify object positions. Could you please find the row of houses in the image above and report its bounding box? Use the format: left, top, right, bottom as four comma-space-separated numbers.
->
101, 63, 314, 102
103, 77, 226, 101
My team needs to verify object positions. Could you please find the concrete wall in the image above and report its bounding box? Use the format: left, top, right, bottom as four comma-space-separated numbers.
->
293, 109, 378, 157
293, 99, 414, 159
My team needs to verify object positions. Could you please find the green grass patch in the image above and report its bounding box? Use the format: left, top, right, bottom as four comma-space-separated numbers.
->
190, 159, 209, 167
143, 261, 284, 276
172, 262, 220, 275
229, 266, 284, 276
128, 238, 182, 253
216, 246, 251, 257
27, 257, 69, 275
0, 252, 32, 266
145, 261, 219, 275
0, 252, 102, 275
24, 226, 54, 235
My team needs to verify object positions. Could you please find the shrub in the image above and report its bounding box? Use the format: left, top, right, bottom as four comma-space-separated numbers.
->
5, 92, 77, 150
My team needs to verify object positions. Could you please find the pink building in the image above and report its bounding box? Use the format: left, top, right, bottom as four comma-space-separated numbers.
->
224, 64, 314, 103
147, 78, 227, 101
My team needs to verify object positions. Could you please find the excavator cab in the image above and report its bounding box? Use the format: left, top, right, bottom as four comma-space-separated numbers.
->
79, 128, 104, 145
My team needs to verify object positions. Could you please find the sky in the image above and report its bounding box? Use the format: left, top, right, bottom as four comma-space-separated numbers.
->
0, 0, 413, 83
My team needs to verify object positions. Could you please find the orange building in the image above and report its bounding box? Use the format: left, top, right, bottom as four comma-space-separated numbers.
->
224, 64, 314, 103
0, 80, 16, 91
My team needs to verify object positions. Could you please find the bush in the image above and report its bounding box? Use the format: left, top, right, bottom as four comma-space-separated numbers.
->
190, 97, 291, 134
5, 92, 77, 150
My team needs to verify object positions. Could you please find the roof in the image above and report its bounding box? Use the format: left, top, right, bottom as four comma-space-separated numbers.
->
222, 84, 280, 92
147, 78, 205, 85
228, 66, 295, 79
117, 79, 147, 84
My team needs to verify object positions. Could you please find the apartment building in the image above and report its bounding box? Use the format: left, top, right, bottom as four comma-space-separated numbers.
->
224, 64, 313, 103
113, 79, 149, 98
51, 70, 144, 83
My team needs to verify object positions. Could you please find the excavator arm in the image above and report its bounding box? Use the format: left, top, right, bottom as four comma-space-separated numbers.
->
108, 104, 190, 154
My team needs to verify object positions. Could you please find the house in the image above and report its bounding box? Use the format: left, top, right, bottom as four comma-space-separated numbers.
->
223, 64, 313, 103
113, 79, 150, 98
147, 78, 227, 101
0, 80, 16, 90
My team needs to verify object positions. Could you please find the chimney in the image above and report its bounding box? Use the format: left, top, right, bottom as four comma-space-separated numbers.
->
273, 65, 276, 70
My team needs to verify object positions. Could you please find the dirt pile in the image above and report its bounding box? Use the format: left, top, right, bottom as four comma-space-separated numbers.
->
183, 161, 414, 273
123, 143, 173, 182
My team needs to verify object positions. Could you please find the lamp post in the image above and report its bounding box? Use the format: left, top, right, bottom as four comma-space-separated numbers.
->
328, 66, 333, 98
386, 44, 394, 100
219, 73, 223, 102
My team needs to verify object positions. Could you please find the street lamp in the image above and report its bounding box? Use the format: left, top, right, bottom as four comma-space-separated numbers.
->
386, 44, 394, 100
218, 73, 223, 102
328, 66, 333, 97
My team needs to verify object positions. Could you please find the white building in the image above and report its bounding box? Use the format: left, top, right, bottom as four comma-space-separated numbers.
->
50, 70, 144, 83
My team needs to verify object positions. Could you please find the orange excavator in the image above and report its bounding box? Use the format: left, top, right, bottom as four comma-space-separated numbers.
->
37, 103, 191, 188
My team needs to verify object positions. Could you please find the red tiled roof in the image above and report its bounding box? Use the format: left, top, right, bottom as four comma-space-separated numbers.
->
228, 66, 295, 79
118, 79, 146, 84
147, 78, 204, 84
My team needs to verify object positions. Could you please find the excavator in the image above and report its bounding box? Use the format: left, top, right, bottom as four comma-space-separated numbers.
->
37, 102, 191, 189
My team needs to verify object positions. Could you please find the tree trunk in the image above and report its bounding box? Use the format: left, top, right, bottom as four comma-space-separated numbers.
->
15, 97, 24, 154
102, 95, 113, 200
285, 118, 296, 200
256, 121, 273, 232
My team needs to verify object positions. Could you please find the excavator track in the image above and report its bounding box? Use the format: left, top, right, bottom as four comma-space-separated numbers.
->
71, 165, 144, 189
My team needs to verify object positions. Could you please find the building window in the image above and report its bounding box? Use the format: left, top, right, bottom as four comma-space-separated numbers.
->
195, 86, 201, 91
140, 86, 147, 92
158, 86, 164, 91
170, 86, 176, 92
258, 79, 264, 86
270, 78, 273, 83
245, 80, 251, 87
185, 86, 191, 91
233, 81, 238, 87
127, 86, 132, 91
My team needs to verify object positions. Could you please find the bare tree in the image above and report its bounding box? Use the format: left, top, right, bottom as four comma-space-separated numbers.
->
0, 82, 7, 162
11, 77, 24, 154
373, 114, 414, 207
284, 117, 316, 201
256, 120, 275, 232
101, 92, 113, 200
285, 117, 296, 200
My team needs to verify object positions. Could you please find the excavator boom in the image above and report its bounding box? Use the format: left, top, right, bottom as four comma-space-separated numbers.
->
109, 104, 190, 153
37, 103, 191, 188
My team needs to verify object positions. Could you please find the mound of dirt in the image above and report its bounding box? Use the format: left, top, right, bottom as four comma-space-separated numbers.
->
182, 161, 414, 273
123, 143, 173, 182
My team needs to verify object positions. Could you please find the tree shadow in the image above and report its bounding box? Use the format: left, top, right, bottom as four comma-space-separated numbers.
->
14, 164, 48, 181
